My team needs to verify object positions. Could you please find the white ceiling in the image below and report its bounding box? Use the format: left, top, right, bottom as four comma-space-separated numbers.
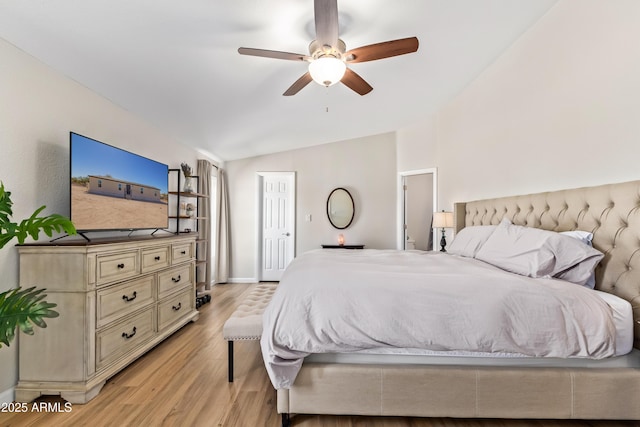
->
0, 0, 557, 161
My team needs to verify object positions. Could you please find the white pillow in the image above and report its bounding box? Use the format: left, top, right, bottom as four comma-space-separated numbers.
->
555, 260, 598, 289
583, 274, 596, 289
559, 230, 596, 288
560, 230, 594, 246
475, 219, 603, 285
448, 226, 497, 258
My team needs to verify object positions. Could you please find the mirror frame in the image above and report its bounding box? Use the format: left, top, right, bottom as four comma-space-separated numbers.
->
326, 187, 355, 229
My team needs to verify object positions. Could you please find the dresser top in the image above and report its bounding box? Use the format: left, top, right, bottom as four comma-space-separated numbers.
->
18, 232, 197, 247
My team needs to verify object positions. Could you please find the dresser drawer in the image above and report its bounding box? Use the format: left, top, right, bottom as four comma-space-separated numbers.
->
96, 307, 155, 369
141, 245, 170, 273
171, 242, 193, 264
157, 264, 193, 298
96, 251, 139, 285
158, 288, 195, 331
96, 275, 155, 328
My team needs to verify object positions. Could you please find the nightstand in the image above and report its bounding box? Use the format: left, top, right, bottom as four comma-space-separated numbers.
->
321, 244, 365, 249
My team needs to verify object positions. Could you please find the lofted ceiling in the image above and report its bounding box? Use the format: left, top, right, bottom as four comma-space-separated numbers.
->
0, 0, 557, 161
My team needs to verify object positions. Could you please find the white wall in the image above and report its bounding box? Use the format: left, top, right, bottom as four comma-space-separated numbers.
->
0, 37, 213, 401
396, 117, 438, 173
225, 133, 397, 281
436, 0, 640, 210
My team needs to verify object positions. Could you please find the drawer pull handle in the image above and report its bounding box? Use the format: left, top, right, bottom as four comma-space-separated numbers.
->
154, 256, 161, 261
180, 250, 186, 255
122, 327, 137, 339
172, 302, 182, 311
117, 263, 125, 269
122, 291, 137, 302
172, 275, 181, 283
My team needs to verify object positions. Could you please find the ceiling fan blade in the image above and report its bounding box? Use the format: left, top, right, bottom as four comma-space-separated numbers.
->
345, 37, 419, 63
341, 68, 373, 96
238, 47, 310, 62
283, 72, 313, 96
314, 0, 339, 48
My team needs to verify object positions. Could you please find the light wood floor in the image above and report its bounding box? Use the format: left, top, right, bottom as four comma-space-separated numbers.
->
2, 283, 639, 427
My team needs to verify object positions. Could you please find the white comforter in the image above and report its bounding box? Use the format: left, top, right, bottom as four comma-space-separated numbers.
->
261, 249, 617, 389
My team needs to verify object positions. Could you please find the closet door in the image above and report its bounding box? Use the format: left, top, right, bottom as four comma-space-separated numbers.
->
258, 172, 296, 281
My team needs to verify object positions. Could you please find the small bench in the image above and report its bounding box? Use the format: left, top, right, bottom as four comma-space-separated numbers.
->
222, 283, 278, 382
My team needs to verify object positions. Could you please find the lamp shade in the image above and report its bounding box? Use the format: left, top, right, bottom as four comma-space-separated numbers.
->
308, 57, 347, 87
433, 211, 454, 228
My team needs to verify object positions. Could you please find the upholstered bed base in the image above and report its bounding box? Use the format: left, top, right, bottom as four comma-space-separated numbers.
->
278, 364, 640, 420
277, 180, 640, 424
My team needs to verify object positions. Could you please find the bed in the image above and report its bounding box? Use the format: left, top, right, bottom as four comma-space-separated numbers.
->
264, 180, 640, 425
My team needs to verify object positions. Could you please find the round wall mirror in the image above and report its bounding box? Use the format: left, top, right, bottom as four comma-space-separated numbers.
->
326, 188, 355, 229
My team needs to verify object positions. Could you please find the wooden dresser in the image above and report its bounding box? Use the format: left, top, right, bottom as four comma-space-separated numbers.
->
15, 234, 199, 404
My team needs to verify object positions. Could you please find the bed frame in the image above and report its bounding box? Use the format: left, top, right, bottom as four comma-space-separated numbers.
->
278, 180, 640, 425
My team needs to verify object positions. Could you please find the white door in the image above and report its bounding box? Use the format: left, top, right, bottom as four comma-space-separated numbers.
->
257, 172, 295, 281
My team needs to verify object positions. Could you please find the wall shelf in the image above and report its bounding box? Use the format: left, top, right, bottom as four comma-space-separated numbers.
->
168, 169, 211, 308
168, 191, 209, 198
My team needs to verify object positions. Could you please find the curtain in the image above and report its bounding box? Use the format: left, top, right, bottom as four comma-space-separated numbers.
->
197, 160, 213, 288
214, 168, 231, 283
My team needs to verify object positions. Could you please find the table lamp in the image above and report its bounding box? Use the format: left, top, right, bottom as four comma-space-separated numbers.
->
433, 210, 454, 252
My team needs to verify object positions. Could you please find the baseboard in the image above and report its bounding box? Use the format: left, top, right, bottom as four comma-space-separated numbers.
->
0, 386, 15, 404
226, 278, 258, 283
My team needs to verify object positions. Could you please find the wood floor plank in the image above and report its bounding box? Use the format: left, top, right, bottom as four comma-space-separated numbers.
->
2, 282, 639, 427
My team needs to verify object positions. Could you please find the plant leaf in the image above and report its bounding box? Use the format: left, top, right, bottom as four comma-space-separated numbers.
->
0, 181, 77, 249
0, 287, 59, 348
0, 182, 13, 224
17, 209, 76, 243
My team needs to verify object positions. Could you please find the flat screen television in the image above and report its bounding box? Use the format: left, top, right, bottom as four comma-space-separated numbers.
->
70, 132, 169, 232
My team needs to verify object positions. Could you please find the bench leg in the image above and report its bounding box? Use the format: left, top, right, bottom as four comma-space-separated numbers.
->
228, 340, 234, 382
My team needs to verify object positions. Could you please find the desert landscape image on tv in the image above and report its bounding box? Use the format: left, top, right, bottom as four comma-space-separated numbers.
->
71, 134, 168, 231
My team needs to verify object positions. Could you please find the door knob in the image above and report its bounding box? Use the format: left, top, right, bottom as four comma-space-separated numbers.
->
282, 232, 290, 236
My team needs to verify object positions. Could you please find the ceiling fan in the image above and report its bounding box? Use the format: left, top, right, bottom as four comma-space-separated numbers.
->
238, 0, 419, 96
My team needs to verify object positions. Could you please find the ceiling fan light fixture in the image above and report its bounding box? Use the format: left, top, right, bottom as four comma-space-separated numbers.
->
238, 1, 418, 96
308, 56, 346, 87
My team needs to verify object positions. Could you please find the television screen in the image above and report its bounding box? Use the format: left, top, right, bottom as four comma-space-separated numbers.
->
70, 132, 169, 231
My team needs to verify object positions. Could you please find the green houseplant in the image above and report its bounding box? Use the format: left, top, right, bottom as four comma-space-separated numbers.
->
0, 181, 76, 347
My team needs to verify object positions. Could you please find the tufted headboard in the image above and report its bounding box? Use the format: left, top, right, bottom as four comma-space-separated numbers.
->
453, 180, 640, 349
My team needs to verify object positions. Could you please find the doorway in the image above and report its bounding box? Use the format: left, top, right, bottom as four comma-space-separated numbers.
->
256, 172, 296, 281
397, 169, 437, 250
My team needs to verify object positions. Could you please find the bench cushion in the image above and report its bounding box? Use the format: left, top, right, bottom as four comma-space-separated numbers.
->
223, 283, 277, 340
